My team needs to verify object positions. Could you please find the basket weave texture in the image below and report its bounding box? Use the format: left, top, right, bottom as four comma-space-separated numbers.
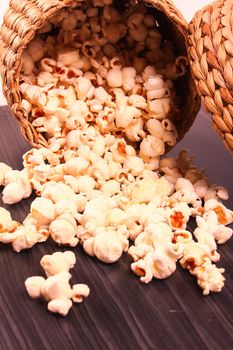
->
0, 0, 200, 148
188, 0, 233, 154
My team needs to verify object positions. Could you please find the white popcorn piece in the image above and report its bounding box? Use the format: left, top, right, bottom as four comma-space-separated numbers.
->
115, 106, 141, 129
72, 283, 90, 303
91, 228, 129, 263
140, 135, 165, 159
0, 163, 12, 186
106, 68, 123, 88
75, 77, 94, 101
123, 156, 144, 177
131, 243, 183, 283
79, 195, 116, 234
74, 176, 96, 193
30, 197, 55, 225
64, 157, 89, 177
106, 207, 126, 226
180, 242, 215, 270
172, 229, 193, 244
195, 212, 232, 245
131, 177, 173, 204
122, 67, 136, 91
40, 251, 76, 276
11, 225, 38, 253
49, 219, 79, 247
2, 182, 29, 205
193, 227, 217, 252
19, 83, 47, 108
42, 182, 75, 203
0, 207, 14, 232
48, 298, 73, 316
192, 260, 225, 296
167, 202, 192, 230
204, 199, 233, 225
101, 180, 121, 196
25, 276, 46, 298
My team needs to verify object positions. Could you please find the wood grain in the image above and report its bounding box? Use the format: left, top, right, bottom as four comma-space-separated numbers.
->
0, 106, 232, 350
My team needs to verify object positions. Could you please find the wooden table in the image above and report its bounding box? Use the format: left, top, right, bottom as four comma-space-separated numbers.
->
0, 106, 232, 350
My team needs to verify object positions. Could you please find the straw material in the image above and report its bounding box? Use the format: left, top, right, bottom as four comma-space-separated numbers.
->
0, 0, 200, 149
188, 0, 233, 154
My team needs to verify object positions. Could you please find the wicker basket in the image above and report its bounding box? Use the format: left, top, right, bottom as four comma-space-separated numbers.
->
0, 0, 200, 149
188, 0, 233, 154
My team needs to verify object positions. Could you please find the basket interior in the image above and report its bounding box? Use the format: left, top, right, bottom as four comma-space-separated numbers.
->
2, 0, 200, 149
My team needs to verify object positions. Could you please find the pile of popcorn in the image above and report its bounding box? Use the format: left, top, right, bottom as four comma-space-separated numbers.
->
0, 0, 232, 316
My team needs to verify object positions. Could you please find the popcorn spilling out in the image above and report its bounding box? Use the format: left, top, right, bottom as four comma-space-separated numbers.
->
25, 251, 90, 316
0, 0, 232, 307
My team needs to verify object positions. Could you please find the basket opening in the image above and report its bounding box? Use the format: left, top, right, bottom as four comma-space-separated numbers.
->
15, 0, 199, 152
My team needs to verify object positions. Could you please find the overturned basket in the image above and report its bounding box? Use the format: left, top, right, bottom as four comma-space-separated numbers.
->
188, 0, 233, 154
0, 0, 200, 149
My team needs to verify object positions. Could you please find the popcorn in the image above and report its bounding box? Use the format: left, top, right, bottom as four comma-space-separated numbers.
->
0, 207, 15, 232
139, 135, 165, 159
131, 243, 183, 283
192, 260, 225, 296
167, 202, 192, 230
2, 169, 32, 204
30, 198, 56, 225
204, 199, 233, 225
19, 83, 47, 108
180, 242, 216, 270
2, 183, 26, 205
130, 177, 173, 204
194, 212, 232, 245
84, 228, 129, 263
11, 225, 38, 253
64, 157, 89, 176
42, 182, 75, 203
40, 251, 76, 276
106, 68, 123, 88
72, 284, 90, 303
49, 219, 79, 247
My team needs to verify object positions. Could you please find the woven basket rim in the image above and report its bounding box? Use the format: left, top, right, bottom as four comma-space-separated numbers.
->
188, 0, 233, 154
0, 0, 200, 149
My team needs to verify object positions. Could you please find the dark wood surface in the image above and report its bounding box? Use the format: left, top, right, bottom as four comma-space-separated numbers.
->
0, 106, 232, 350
